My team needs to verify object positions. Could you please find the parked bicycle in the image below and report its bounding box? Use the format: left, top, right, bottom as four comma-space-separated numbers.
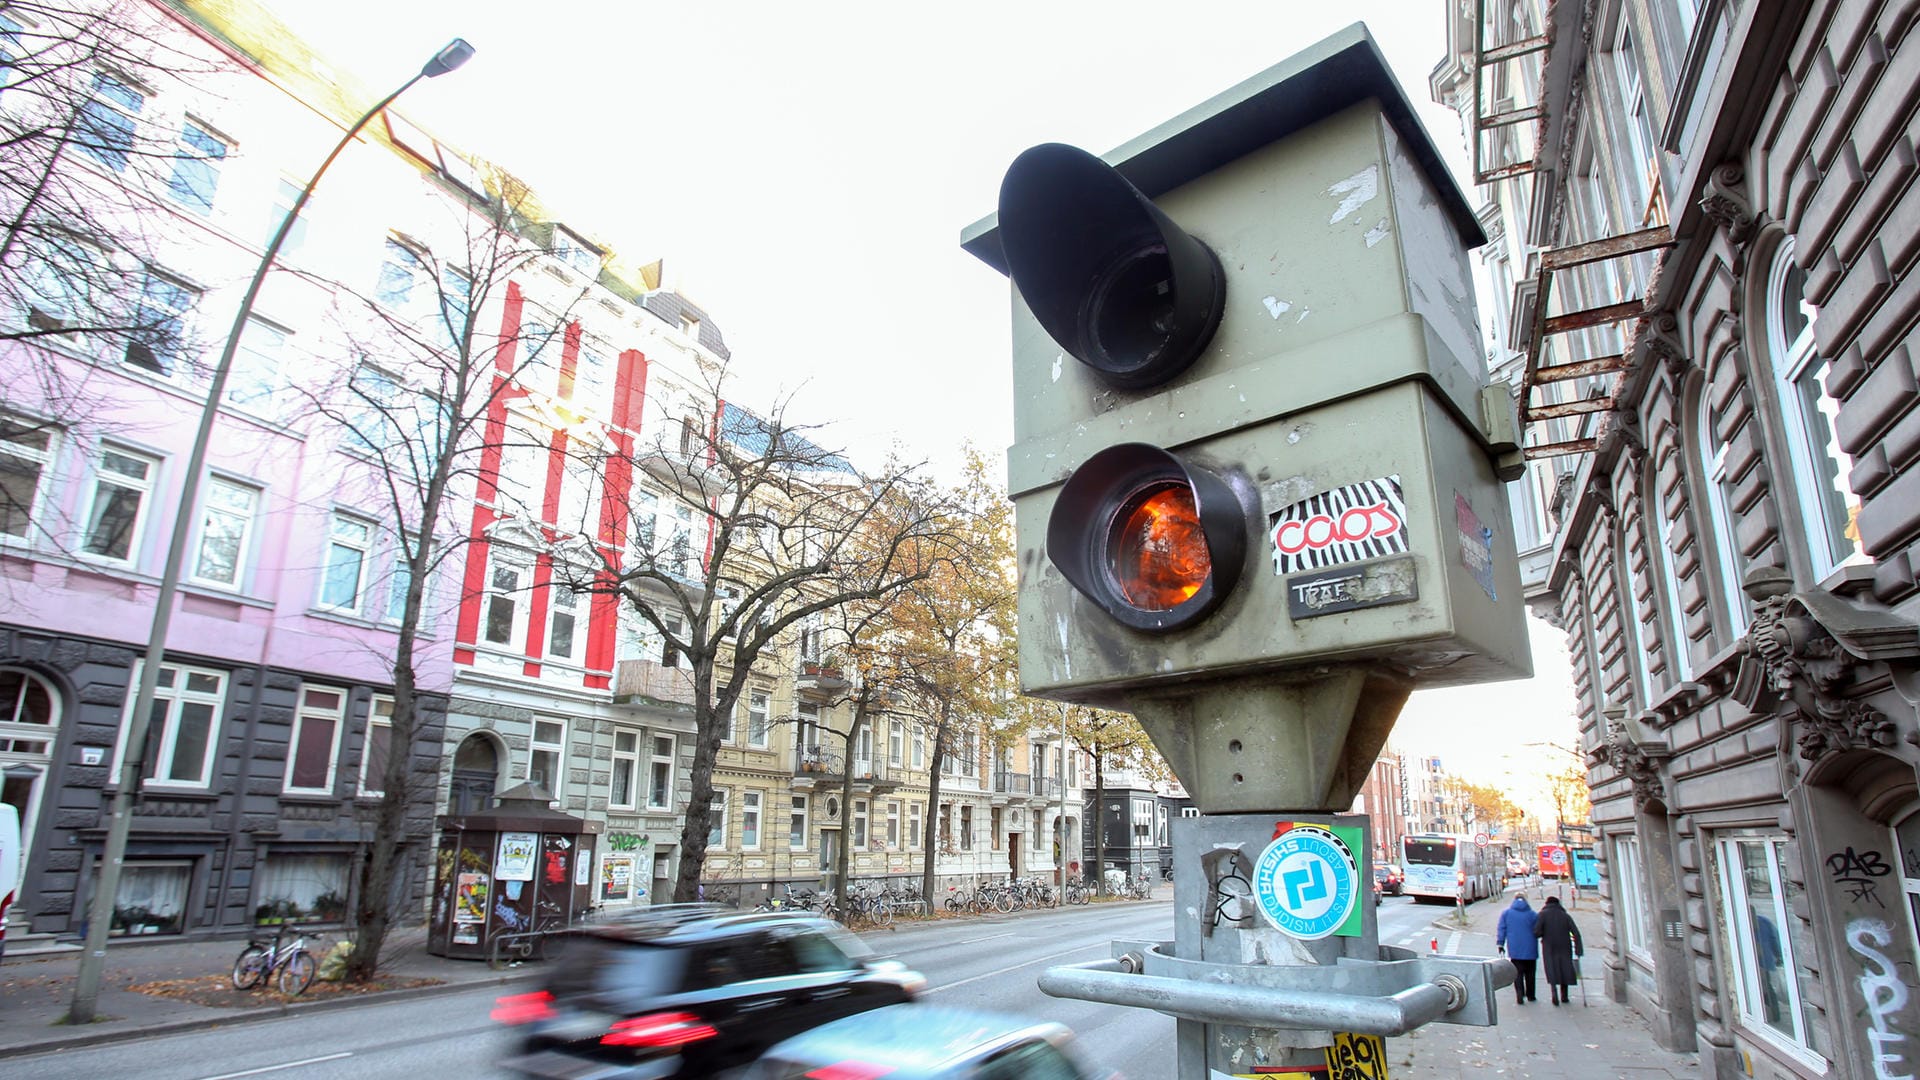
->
232, 922, 323, 995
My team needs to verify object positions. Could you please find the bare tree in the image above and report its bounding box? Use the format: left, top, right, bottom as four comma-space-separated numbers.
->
1042, 700, 1164, 894
299, 167, 596, 979
0, 0, 223, 534
565, 391, 946, 903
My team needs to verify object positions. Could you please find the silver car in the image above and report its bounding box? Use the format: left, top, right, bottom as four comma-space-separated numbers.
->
743, 1003, 1110, 1079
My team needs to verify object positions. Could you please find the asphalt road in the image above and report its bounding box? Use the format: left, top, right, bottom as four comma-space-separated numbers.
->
6, 901, 1180, 1080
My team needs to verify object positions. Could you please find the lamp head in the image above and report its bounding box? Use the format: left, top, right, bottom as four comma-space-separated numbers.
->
422, 38, 475, 78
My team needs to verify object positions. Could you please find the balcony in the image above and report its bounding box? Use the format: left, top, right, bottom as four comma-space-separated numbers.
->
635, 444, 721, 493
792, 746, 897, 794
611, 658, 695, 713
795, 659, 849, 694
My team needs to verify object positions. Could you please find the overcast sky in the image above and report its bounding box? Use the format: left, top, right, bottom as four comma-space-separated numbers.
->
255, 0, 1583, 806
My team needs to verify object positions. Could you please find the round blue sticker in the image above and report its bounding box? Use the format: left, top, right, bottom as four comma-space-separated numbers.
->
1251, 824, 1358, 940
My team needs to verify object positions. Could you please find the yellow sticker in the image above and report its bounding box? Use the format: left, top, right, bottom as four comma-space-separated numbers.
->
1327, 1032, 1391, 1080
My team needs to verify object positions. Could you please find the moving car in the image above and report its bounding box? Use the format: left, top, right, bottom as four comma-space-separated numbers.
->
495, 904, 925, 1079
1374, 864, 1403, 896
744, 1003, 1108, 1079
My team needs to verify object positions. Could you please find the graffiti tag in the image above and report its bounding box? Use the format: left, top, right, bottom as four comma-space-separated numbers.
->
1848, 918, 1915, 1080
1830, 848, 1893, 908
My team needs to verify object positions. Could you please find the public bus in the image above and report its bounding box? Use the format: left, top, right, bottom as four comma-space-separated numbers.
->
1400, 833, 1500, 903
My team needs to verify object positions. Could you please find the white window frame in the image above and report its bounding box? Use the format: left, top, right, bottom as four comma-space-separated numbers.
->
1652, 475, 1695, 683
0, 418, 58, 542
889, 720, 904, 768
1715, 834, 1828, 1072
383, 537, 418, 626
189, 475, 259, 590
741, 789, 762, 851
908, 802, 922, 850
1766, 240, 1863, 579
529, 718, 565, 800
284, 685, 346, 794
747, 691, 770, 749
318, 512, 374, 614
1613, 20, 1656, 218
853, 798, 869, 850
1616, 524, 1652, 709
1699, 395, 1749, 639
482, 555, 530, 649
1614, 835, 1652, 958
112, 661, 225, 789
226, 317, 289, 411
358, 695, 393, 797
81, 445, 157, 566
609, 729, 639, 811
789, 794, 809, 851
708, 788, 728, 849
886, 800, 900, 848
545, 579, 587, 665
646, 734, 675, 810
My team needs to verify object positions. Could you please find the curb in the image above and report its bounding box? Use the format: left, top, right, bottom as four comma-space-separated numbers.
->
0, 967, 541, 1061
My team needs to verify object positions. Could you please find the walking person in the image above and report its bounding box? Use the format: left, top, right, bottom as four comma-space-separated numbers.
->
1534, 894, 1584, 1005
1495, 893, 1539, 1003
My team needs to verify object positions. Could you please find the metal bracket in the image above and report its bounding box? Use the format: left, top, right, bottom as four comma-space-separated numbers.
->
1038, 940, 1515, 1037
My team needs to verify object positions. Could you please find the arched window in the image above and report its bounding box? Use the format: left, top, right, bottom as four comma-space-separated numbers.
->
1766, 240, 1864, 578
1647, 461, 1694, 683
1697, 385, 1749, 639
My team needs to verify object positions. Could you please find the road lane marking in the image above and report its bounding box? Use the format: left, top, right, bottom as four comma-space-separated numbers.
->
956, 932, 1016, 945
924, 942, 1109, 995
1444, 932, 1462, 955
196, 1052, 352, 1080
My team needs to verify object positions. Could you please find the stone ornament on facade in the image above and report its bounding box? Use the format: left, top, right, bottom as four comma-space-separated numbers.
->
1603, 728, 1668, 808
1739, 567, 1908, 761
1697, 162, 1755, 245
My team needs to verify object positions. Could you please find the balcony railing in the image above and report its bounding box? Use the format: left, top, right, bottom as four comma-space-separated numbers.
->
1034, 776, 1063, 798
992, 771, 1032, 795
795, 745, 843, 776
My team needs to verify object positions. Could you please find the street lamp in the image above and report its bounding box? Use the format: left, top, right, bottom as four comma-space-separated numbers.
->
68, 38, 476, 1024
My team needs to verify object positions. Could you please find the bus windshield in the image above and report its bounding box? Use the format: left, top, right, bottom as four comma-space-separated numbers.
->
1403, 837, 1459, 866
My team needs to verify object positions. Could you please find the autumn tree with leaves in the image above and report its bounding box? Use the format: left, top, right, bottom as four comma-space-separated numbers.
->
1033, 699, 1167, 894
566, 394, 947, 903
1547, 763, 1592, 829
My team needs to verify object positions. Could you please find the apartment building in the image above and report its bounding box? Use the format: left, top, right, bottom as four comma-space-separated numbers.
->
1435, 0, 1920, 1073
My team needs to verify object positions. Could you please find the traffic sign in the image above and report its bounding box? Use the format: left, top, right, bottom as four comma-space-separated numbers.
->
1252, 824, 1359, 940
1473, 833, 1489, 847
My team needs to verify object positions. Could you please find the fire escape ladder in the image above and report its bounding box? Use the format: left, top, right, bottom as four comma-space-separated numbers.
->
1471, 0, 1551, 186
1518, 225, 1675, 460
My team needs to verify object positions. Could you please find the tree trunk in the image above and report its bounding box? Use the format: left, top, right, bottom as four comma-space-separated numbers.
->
918, 718, 950, 908
833, 706, 861, 922
346, 661, 417, 981
673, 662, 724, 902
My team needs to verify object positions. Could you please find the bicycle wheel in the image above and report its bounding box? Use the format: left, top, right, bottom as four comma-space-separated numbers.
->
232, 945, 270, 990
874, 897, 894, 926
278, 949, 317, 995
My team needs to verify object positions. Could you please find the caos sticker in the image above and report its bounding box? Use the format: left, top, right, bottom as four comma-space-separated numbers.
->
1252, 824, 1358, 940
1270, 476, 1408, 575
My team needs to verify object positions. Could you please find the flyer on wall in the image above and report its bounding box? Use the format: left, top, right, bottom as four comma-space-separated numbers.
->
496, 831, 538, 881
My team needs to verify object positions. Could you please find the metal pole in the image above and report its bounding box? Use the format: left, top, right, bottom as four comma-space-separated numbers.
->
68, 40, 473, 1024
1056, 710, 1066, 906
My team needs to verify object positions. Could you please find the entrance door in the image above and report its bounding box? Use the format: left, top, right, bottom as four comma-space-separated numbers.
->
820, 828, 841, 894
1008, 831, 1020, 877
450, 733, 499, 815
0, 668, 59, 889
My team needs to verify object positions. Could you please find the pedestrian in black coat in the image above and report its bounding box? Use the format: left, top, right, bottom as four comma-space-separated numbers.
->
1533, 895, 1583, 1004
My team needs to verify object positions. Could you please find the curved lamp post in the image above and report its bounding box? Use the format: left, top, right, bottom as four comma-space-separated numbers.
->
69, 38, 476, 1024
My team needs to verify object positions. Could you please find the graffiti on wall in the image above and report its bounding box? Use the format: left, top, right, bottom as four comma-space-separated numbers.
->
1829, 848, 1892, 908
1847, 918, 1914, 1080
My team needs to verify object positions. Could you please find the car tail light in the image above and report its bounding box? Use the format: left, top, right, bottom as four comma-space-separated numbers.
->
601, 1011, 720, 1049
491, 990, 556, 1025
805, 1064, 898, 1080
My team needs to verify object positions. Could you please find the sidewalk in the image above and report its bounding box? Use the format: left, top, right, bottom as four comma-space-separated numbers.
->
1391, 880, 1701, 1079
0, 925, 535, 1059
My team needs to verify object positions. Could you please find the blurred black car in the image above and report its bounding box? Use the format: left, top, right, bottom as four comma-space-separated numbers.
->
743, 1003, 1110, 1079
1374, 864, 1404, 896
494, 904, 925, 1079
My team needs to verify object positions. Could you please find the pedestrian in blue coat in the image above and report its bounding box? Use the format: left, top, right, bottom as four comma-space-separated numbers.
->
1496, 894, 1540, 1004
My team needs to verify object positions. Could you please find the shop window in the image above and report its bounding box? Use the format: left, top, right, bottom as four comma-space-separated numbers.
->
1766, 240, 1864, 578
285, 685, 345, 793
104, 860, 188, 936
255, 852, 348, 924
1715, 834, 1828, 1068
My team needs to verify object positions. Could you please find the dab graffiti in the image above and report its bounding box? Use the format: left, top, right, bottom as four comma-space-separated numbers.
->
1847, 918, 1914, 1080
1830, 847, 1893, 908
